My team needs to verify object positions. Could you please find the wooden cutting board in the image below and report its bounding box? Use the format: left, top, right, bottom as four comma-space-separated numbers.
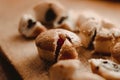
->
0, 0, 120, 80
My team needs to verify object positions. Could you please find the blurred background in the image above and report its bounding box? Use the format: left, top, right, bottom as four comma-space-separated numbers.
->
0, 0, 120, 80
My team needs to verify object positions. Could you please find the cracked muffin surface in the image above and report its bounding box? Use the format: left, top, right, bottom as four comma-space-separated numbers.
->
35, 29, 82, 63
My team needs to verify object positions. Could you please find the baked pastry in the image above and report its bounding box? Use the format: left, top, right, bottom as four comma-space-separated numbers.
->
77, 11, 101, 48
34, 1, 67, 27
93, 19, 119, 54
111, 42, 120, 63
34, 1, 83, 31
49, 59, 81, 80
18, 14, 47, 38
35, 29, 81, 63
49, 59, 105, 80
89, 58, 120, 80
93, 28, 113, 54
78, 20, 101, 48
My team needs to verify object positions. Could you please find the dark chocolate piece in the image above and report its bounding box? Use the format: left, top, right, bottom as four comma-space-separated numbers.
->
45, 8, 57, 22
27, 19, 36, 28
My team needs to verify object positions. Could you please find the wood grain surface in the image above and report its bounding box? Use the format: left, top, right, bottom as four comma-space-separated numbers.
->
0, 0, 120, 80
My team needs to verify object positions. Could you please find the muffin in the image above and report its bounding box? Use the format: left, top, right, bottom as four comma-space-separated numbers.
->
34, 1, 67, 27
18, 14, 46, 38
35, 29, 81, 63
89, 58, 120, 80
77, 11, 101, 48
94, 20, 120, 54
49, 59, 105, 80
93, 28, 113, 54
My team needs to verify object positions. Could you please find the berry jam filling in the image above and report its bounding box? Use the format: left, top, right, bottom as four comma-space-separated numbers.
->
55, 36, 65, 62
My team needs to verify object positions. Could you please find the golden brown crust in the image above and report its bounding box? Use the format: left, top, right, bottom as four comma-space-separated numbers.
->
35, 29, 81, 62
36, 29, 81, 50
32, 24, 47, 38
36, 30, 59, 51
58, 39, 78, 60
111, 42, 120, 63
95, 29, 113, 41
95, 35, 113, 41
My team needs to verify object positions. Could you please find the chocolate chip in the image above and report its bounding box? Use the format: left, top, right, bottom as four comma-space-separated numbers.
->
96, 66, 99, 70
27, 19, 36, 28
103, 61, 108, 64
45, 8, 57, 22
113, 64, 119, 69
66, 36, 72, 43
88, 29, 96, 49
58, 16, 68, 24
